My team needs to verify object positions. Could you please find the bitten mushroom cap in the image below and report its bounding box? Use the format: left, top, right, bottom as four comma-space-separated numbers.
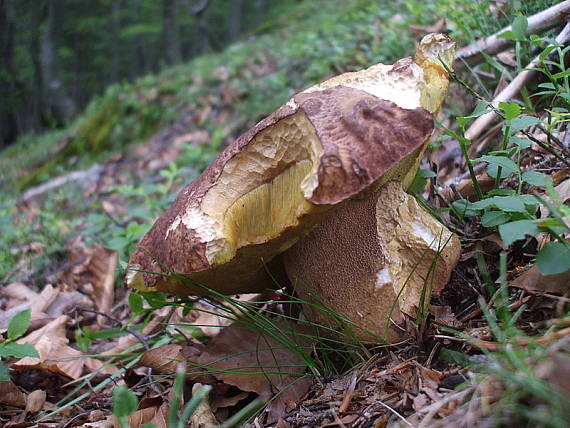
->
127, 34, 456, 296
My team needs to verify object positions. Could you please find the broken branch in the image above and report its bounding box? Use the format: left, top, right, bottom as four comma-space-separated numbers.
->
465, 22, 570, 146
454, 1, 570, 70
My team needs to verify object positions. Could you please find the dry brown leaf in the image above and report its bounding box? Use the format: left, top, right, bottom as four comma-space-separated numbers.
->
197, 320, 312, 423
413, 392, 430, 411
88, 246, 117, 322
191, 295, 263, 338
189, 383, 218, 427
12, 315, 102, 379
24, 389, 46, 413
210, 390, 250, 411
102, 312, 166, 356
60, 241, 116, 321
0, 282, 38, 303
139, 344, 200, 374
0, 381, 26, 408
82, 420, 115, 428
430, 306, 463, 329
119, 407, 157, 428
30, 284, 59, 314
511, 265, 570, 295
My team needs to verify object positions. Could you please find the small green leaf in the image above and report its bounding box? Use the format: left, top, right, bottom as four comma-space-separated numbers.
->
474, 155, 519, 174
7, 309, 31, 341
128, 293, 144, 315
522, 170, 547, 186
142, 292, 169, 309
510, 116, 540, 133
499, 102, 521, 120
518, 194, 539, 207
452, 199, 478, 217
112, 385, 138, 419
498, 220, 538, 246
481, 210, 511, 227
537, 242, 570, 275
461, 101, 491, 122
486, 164, 512, 179
470, 196, 526, 212
510, 136, 531, 149
512, 16, 528, 40
409, 169, 436, 194
498, 30, 517, 41
0, 364, 10, 382
0, 342, 39, 358
488, 189, 516, 197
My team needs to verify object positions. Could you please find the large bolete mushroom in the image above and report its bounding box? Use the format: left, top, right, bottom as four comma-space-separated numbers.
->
127, 34, 460, 339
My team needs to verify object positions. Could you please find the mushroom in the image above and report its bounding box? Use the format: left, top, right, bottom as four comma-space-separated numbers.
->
127, 34, 459, 339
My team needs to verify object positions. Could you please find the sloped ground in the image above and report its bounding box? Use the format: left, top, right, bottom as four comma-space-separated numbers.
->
1, 1, 569, 427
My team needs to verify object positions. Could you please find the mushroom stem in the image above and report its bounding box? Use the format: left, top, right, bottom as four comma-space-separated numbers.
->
283, 181, 461, 341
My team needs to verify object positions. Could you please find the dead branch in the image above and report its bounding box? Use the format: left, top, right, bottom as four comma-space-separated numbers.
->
20, 163, 104, 202
465, 22, 570, 146
455, 1, 570, 70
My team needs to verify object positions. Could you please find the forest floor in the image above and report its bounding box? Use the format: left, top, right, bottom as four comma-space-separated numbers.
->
1, 1, 569, 427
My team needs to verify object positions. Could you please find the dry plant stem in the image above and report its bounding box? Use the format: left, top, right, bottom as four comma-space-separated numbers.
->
416, 388, 473, 427
473, 326, 570, 351
454, 1, 570, 70
20, 163, 104, 202
76, 308, 151, 351
465, 22, 570, 144
339, 372, 358, 413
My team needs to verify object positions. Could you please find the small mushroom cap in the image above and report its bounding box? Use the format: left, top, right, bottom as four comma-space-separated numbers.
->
127, 34, 456, 296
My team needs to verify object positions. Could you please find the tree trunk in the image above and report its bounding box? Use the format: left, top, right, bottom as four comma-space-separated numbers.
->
227, 0, 243, 42
40, 0, 76, 124
162, 0, 182, 65
255, 0, 266, 25
111, 0, 122, 83
185, 0, 212, 54
130, 0, 150, 79
0, 0, 39, 146
0, 0, 18, 146
29, 0, 44, 131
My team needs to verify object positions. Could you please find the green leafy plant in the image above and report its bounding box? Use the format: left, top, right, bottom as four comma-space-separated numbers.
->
0, 309, 39, 381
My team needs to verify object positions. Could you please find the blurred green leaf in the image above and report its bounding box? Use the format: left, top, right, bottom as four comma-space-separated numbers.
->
481, 210, 510, 227
522, 170, 548, 186
537, 242, 570, 275
498, 220, 538, 246
7, 309, 31, 341
0, 342, 39, 359
499, 102, 521, 120
112, 385, 138, 419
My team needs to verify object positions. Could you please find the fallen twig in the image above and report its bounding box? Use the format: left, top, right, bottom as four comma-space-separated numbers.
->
20, 163, 104, 202
465, 22, 570, 145
473, 326, 570, 351
454, 1, 570, 70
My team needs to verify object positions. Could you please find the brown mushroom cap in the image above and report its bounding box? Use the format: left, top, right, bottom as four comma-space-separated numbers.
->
127, 34, 456, 296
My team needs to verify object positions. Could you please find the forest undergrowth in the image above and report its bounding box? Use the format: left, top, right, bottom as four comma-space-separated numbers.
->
0, 0, 568, 427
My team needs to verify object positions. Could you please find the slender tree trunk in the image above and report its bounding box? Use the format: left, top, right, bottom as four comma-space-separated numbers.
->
111, 0, 122, 82
185, 0, 212, 54
29, 0, 44, 131
227, 0, 243, 42
162, 0, 182, 65
255, 0, 266, 25
0, 0, 40, 145
0, 0, 18, 146
130, 0, 149, 78
40, 0, 76, 124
